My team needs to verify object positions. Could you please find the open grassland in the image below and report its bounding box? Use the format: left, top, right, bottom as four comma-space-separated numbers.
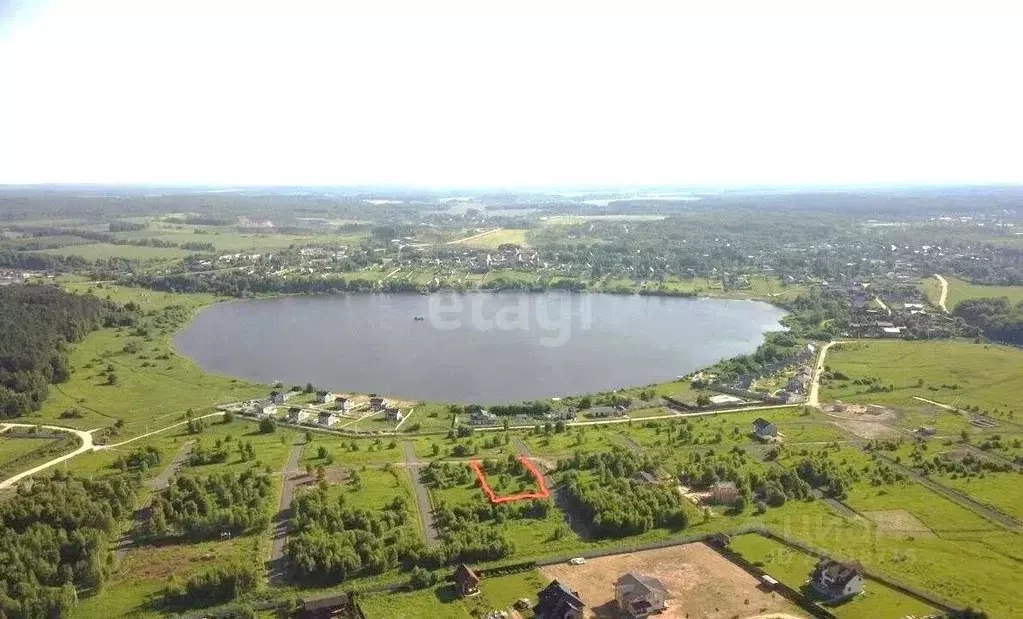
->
922, 275, 1023, 310
729, 534, 941, 619
358, 569, 546, 619
820, 339, 1023, 426
459, 228, 530, 248
32, 243, 192, 260
24, 284, 268, 436
0, 434, 79, 479
937, 472, 1023, 521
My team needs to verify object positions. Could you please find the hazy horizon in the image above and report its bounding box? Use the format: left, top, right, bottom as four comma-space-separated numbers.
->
2, 0, 1021, 186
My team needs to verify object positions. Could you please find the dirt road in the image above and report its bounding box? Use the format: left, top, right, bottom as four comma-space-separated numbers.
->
403, 441, 439, 544
807, 340, 847, 408
0, 423, 96, 489
935, 274, 950, 313
114, 441, 195, 560
267, 441, 307, 585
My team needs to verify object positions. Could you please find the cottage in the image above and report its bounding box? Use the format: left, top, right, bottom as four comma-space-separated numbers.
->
256, 400, 277, 417
809, 558, 864, 601
369, 396, 387, 410
615, 572, 669, 618
533, 580, 585, 619
468, 409, 499, 426
752, 418, 778, 440
269, 390, 293, 405
453, 564, 480, 597
631, 471, 659, 485
317, 411, 338, 427
288, 407, 311, 423
710, 481, 741, 505
385, 407, 404, 422
785, 376, 808, 394
316, 391, 334, 404
334, 396, 351, 412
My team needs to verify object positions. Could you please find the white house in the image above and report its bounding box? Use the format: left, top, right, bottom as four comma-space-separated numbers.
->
335, 396, 352, 412
809, 558, 864, 601
287, 407, 311, 423
316, 390, 334, 404
385, 407, 404, 422
256, 401, 277, 416
317, 411, 338, 427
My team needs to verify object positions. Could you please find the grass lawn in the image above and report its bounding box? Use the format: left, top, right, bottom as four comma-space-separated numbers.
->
922, 276, 1023, 310
729, 533, 941, 619
820, 339, 1023, 424
0, 434, 79, 479
938, 472, 1023, 521
358, 569, 546, 619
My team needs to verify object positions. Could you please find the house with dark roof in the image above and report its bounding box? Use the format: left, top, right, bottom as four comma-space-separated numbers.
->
369, 396, 387, 410
710, 481, 741, 505
752, 417, 778, 440
809, 558, 864, 602
334, 396, 352, 412
615, 572, 669, 618
384, 407, 404, 422
317, 411, 338, 427
453, 564, 480, 597
269, 390, 293, 405
287, 407, 311, 423
534, 580, 585, 619
316, 390, 334, 404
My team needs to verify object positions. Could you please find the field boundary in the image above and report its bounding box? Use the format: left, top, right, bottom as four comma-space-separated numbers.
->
470, 456, 550, 504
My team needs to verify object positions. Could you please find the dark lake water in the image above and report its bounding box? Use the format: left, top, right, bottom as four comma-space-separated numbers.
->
174, 292, 787, 403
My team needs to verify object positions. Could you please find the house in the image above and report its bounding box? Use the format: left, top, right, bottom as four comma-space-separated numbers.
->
615, 572, 669, 618
385, 407, 404, 422
534, 580, 585, 619
631, 471, 659, 485
752, 418, 778, 440
256, 400, 277, 417
882, 326, 903, 337
334, 397, 351, 412
809, 558, 864, 601
786, 376, 808, 394
269, 390, 293, 405
710, 481, 741, 505
316, 391, 334, 404
468, 409, 499, 426
369, 396, 387, 410
287, 407, 311, 423
317, 411, 338, 427
453, 564, 480, 597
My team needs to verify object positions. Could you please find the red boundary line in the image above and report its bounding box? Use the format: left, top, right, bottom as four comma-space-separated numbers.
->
470, 456, 550, 504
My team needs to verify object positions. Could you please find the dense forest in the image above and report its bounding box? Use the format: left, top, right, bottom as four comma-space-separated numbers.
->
143, 469, 272, 540
954, 297, 1023, 345
0, 285, 136, 418
559, 449, 687, 538
0, 473, 139, 619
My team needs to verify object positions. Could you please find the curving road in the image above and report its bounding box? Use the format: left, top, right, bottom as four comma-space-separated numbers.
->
0, 423, 96, 489
934, 274, 950, 313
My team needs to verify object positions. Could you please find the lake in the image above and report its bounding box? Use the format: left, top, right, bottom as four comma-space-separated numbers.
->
174, 292, 787, 403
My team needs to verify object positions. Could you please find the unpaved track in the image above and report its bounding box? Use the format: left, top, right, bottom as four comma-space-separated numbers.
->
0, 424, 95, 489
268, 441, 307, 585
403, 441, 439, 544
935, 274, 950, 313
114, 441, 194, 560
807, 340, 847, 408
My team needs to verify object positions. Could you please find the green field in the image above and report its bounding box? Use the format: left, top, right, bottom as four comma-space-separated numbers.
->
358, 569, 545, 619
458, 228, 531, 248
32, 243, 192, 260
923, 276, 1023, 310
0, 433, 79, 478
820, 339, 1023, 425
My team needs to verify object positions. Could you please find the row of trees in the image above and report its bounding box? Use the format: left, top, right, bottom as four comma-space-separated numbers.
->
0, 473, 139, 619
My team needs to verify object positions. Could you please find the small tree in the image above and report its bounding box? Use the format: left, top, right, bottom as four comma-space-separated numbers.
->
259, 417, 276, 434
106, 372, 119, 386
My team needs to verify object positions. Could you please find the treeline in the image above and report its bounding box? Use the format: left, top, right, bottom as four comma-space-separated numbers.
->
0, 473, 139, 619
112, 446, 161, 472
954, 297, 1023, 345
559, 449, 687, 538
0, 249, 87, 272
0, 285, 136, 418
144, 469, 272, 540
164, 563, 258, 610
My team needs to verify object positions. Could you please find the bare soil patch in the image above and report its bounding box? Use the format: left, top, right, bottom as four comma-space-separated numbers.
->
863, 509, 936, 539
823, 403, 898, 439
540, 543, 804, 619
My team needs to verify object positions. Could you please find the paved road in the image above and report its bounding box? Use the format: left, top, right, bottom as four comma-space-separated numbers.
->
402, 441, 439, 544
0, 423, 96, 489
875, 453, 1022, 531
267, 441, 307, 585
934, 274, 950, 313
114, 441, 195, 560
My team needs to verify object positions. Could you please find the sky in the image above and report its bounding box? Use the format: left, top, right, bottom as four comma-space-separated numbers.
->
0, 0, 1021, 187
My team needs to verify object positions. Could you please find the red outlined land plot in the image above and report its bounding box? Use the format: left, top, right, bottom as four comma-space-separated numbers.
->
470, 456, 551, 504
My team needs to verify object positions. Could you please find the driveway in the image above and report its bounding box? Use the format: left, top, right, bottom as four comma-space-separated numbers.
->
403, 441, 439, 544
267, 441, 308, 584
